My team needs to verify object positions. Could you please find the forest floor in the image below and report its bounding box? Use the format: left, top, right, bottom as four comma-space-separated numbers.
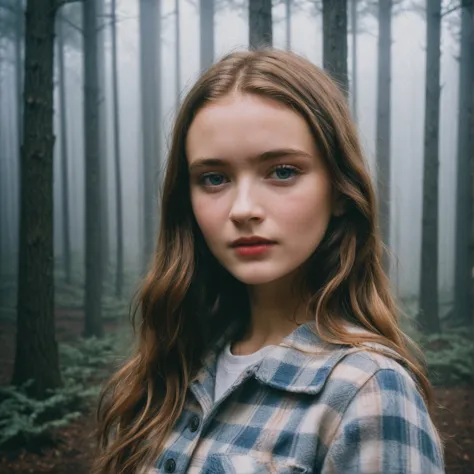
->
0, 313, 473, 474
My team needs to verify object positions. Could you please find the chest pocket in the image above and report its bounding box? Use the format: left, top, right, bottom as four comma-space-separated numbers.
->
204, 453, 309, 474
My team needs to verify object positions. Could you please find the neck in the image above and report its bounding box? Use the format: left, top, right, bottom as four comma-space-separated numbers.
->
232, 276, 310, 355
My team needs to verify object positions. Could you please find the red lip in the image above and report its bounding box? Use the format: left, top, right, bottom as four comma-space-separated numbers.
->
230, 236, 276, 247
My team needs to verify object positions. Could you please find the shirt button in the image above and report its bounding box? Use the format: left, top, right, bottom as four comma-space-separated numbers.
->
164, 458, 176, 473
189, 415, 200, 433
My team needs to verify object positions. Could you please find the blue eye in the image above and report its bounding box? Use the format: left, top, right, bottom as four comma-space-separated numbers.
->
200, 173, 227, 187
270, 165, 299, 180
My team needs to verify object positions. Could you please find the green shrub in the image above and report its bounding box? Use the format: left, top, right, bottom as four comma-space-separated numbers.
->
419, 329, 474, 385
0, 331, 122, 451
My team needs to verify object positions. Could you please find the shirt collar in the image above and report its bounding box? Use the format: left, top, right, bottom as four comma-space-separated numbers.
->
253, 322, 351, 394
192, 321, 399, 397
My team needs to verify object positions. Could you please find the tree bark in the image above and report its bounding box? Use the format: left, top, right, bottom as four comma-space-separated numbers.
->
419, 0, 441, 334
15, 0, 24, 150
350, 0, 357, 121
97, 0, 109, 280
83, 0, 103, 338
14, 1, 24, 267
322, 0, 348, 95
12, 0, 62, 398
111, 0, 123, 298
285, 0, 291, 50
376, 0, 392, 273
470, 1, 474, 331
199, 0, 214, 71
454, 1, 474, 326
175, 0, 181, 110
139, 0, 161, 271
57, 13, 72, 285
249, 0, 272, 49
0, 45, 3, 284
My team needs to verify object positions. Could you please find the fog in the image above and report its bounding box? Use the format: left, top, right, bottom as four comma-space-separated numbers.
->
0, 2, 473, 471
0, 0, 464, 305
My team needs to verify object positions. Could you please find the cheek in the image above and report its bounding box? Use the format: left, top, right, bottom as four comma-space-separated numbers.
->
191, 193, 227, 241
274, 186, 332, 235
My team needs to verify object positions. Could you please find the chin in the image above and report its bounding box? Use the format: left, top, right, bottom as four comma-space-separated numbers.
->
227, 265, 292, 286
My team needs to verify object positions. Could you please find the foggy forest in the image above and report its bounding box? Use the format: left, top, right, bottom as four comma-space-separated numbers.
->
0, 0, 473, 472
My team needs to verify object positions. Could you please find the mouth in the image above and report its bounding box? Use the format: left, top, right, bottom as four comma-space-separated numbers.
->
230, 236, 276, 247
230, 237, 276, 257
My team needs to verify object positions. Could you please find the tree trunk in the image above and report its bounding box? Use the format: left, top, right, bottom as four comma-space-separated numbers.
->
394, 185, 401, 298
471, 1, 474, 330
350, 0, 357, 121
57, 13, 72, 285
15, 0, 24, 150
322, 0, 348, 94
83, 0, 103, 338
2, 87, 15, 266
14, 0, 24, 271
199, 0, 214, 71
0, 46, 3, 284
97, 0, 109, 280
4, 80, 16, 259
249, 0, 272, 49
419, 0, 441, 334
111, 0, 124, 298
139, 0, 161, 271
454, 1, 474, 326
175, 0, 181, 110
375, 0, 392, 272
12, 0, 62, 399
285, 0, 291, 50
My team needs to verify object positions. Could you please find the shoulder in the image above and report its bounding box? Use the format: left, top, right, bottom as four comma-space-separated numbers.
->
255, 324, 420, 401
323, 347, 435, 433
327, 345, 419, 396
320, 349, 445, 473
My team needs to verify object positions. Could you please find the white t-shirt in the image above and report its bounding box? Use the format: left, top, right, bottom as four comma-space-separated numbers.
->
214, 342, 272, 402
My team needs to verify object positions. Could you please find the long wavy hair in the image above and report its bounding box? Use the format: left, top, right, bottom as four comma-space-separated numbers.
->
92, 49, 434, 474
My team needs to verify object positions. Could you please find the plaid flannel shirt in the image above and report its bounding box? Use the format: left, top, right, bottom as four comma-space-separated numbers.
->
150, 323, 444, 473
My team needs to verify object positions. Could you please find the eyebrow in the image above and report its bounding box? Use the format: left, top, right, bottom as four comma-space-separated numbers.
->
188, 148, 312, 172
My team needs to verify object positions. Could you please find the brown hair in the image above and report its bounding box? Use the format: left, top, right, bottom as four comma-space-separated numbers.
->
92, 49, 434, 474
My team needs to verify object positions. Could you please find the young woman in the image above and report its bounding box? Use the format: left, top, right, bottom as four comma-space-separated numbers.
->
93, 49, 444, 474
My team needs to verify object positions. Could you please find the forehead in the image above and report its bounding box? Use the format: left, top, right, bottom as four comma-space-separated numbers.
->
186, 93, 317, 163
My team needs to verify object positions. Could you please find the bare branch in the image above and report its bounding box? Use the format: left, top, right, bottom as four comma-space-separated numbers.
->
58, 12, 82, 33
442, 0, 474, 17
56, 0, 83, 12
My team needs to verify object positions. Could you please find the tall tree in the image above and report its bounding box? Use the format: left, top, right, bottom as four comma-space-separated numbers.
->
111, 0, 124, 298
375, 0, 392, 271
175, 0, 181, 110
285, 0, 291, 50
57, 13, 72, 285
322, 0, 348, 94
419, 0, 442, 334
453, 0, 474, 326
249, 0, 272, 48
97, 0, 109, 279
350, 0, 357, 121
83, 0, 104, 338
0, 38, 4, 285
14, 0, 23, 151
139, 0, 162, 271
200, 0, 214, 70
13, 0, 24, 270
470, 0, 474, 328
12, 0, 63, 398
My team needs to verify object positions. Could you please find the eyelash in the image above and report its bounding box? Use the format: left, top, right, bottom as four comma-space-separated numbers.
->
198, 165, 301, 188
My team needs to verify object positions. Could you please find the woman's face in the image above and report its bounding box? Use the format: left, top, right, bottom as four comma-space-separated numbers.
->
186, 93, 334, 286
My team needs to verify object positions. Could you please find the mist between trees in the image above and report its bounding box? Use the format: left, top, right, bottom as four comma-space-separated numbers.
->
0, 0, 473, 471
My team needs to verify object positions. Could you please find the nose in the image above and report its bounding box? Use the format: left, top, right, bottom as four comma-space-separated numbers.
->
229, 181, 264, 224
